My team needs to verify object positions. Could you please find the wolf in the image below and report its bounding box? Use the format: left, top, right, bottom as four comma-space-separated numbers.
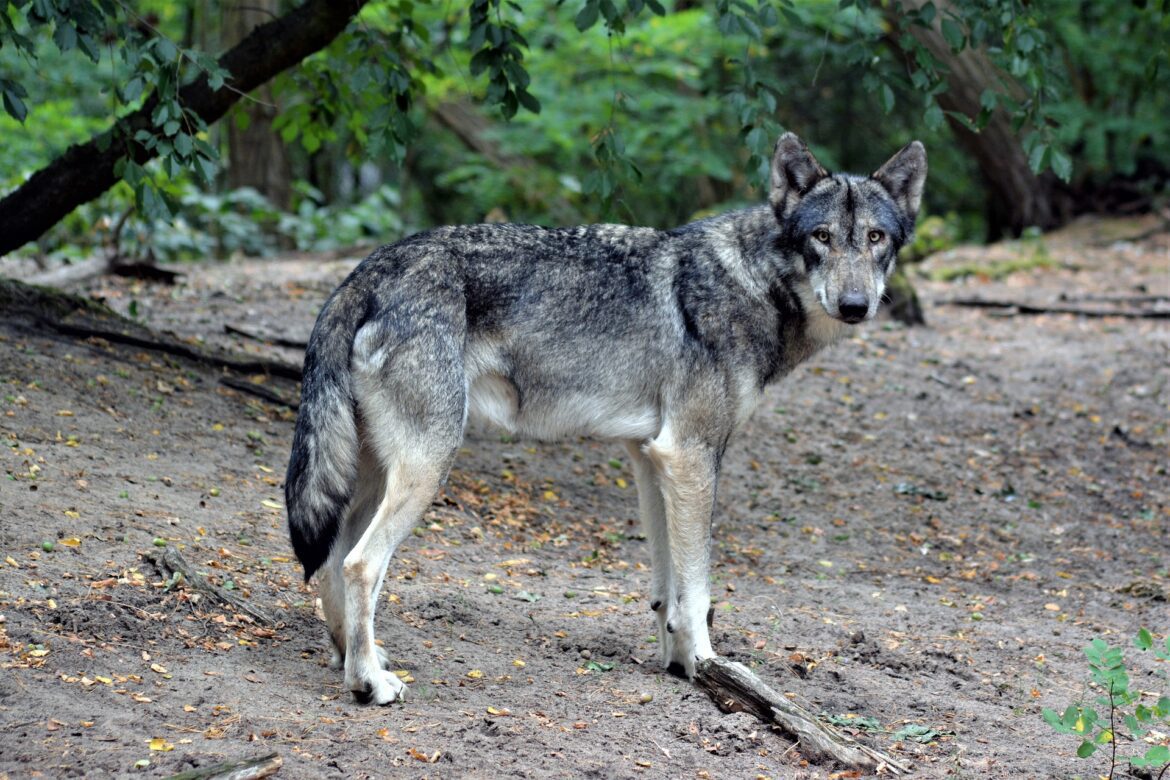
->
285, 133, 927, 704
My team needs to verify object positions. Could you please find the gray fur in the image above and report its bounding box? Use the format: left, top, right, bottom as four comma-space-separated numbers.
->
285, 133, 927, 704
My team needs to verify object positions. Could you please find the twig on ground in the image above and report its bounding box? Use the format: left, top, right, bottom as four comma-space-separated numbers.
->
224, 322, 309, 350
145, 546, 274, 626
163, 752, 282, 780
939, 297, 1169, 319
219, 375, 299, 409
693, 656, 912, 774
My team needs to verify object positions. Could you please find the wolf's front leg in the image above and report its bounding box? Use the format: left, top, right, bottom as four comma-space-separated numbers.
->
646, 432, 718, 678
626, 441, 676, 668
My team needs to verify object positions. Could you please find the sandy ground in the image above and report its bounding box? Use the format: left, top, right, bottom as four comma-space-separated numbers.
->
1, 215, 1167, 779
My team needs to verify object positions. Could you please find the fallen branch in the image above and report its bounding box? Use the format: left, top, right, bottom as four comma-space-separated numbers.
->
693, 656, 911, 774
164, 752, 282, 780
25, 256, 116, 288
1058, 293, 1170, 305
940, 297, 1169, 319
145, 546, 274, 626
50, 320, 303, 378
225, 322, 309, 350
220, 375, 300, 409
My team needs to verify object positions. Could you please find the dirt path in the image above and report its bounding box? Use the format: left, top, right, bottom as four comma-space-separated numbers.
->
1, 216, 1167, 779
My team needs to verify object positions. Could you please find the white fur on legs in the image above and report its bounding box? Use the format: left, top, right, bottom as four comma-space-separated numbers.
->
626, 440, 675, 669
341, 463, 441, 705
646, 426, 718, 677
318, 443, 387, 671
317, 561, 347, 669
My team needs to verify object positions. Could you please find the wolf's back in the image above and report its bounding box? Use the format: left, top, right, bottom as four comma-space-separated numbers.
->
285, 283, 368, 580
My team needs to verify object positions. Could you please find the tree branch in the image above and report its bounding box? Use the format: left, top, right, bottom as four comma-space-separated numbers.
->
693, 657, 912, 773
940, 297, 1170, 319
0, 0, 367, 257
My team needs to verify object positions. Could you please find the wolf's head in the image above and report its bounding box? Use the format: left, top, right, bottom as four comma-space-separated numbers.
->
769, 133, 927, 324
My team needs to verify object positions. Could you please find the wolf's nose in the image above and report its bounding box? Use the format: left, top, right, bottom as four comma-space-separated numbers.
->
837, 292, 869, 323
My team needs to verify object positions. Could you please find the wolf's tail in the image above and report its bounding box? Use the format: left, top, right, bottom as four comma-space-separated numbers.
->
285, 283, 368, 581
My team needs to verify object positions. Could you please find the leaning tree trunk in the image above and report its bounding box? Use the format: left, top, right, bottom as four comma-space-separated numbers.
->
224, 0, 293, 210
889, 1, 1066, 239
0, 0, 366, 258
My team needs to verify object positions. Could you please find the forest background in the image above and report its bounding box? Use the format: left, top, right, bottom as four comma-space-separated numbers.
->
1, 0, 1166, 265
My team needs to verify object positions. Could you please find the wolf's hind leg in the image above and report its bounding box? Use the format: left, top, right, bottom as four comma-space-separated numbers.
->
319, 441, 387, 670
341, 456, 450, 704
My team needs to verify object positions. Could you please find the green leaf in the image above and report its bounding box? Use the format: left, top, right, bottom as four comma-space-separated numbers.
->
1050, 149, 1072, 182
1041, 708, 1064, 729
154, 37, 179, 62
923, 101, 944, 129
744, 126, 769, 155
1076, 740, 1097, 758
880, 84, 895, 113
1134, 628, 1153, 651
940, 18, 964, 51
516, 88, 541, 114
893, 724, 950, 744
122, 76, 145, 103
2, 89, 28, 122
1136, 745, 1170, 766
76, 32, 100, 62
501, 89, 518, 120
1028, 143, 1049, 174
52, 21, 77, 53
140, 185, 172, 221
575, 2, 600, 31
737, 14, 762, 41
193, 154, 218, 184
469, 49, 493, 77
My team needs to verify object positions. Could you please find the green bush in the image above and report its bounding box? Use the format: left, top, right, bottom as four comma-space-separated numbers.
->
1043, 629, 1170, 777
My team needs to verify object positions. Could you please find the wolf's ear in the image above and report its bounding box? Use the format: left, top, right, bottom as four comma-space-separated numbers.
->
872, 141, 927, 221
770, 133, 828, 217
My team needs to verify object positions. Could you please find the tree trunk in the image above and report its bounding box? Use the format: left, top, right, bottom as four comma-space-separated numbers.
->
0, 0, 366, 258
890, 2, 1067, 239
224, 0, 293, 209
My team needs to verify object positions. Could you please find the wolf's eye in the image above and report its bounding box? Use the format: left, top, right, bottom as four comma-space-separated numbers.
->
868, 230, 885, 244
812, 229, 831, 244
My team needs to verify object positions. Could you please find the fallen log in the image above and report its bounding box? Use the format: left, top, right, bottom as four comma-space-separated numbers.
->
164, 752, 282, 780
693, 656, 912, 774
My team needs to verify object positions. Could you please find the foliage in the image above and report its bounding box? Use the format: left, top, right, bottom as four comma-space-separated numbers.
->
902, 214, 962, 264
1043, 629, 1170, 778
110, 179, 406, 263
1, 0, 1168, 260
1, 0, 225, 221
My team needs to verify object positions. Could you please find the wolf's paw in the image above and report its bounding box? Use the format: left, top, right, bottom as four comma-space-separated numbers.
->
350, 668, 408, 705
328, 643, 392, 671
659, 608, 715, 679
